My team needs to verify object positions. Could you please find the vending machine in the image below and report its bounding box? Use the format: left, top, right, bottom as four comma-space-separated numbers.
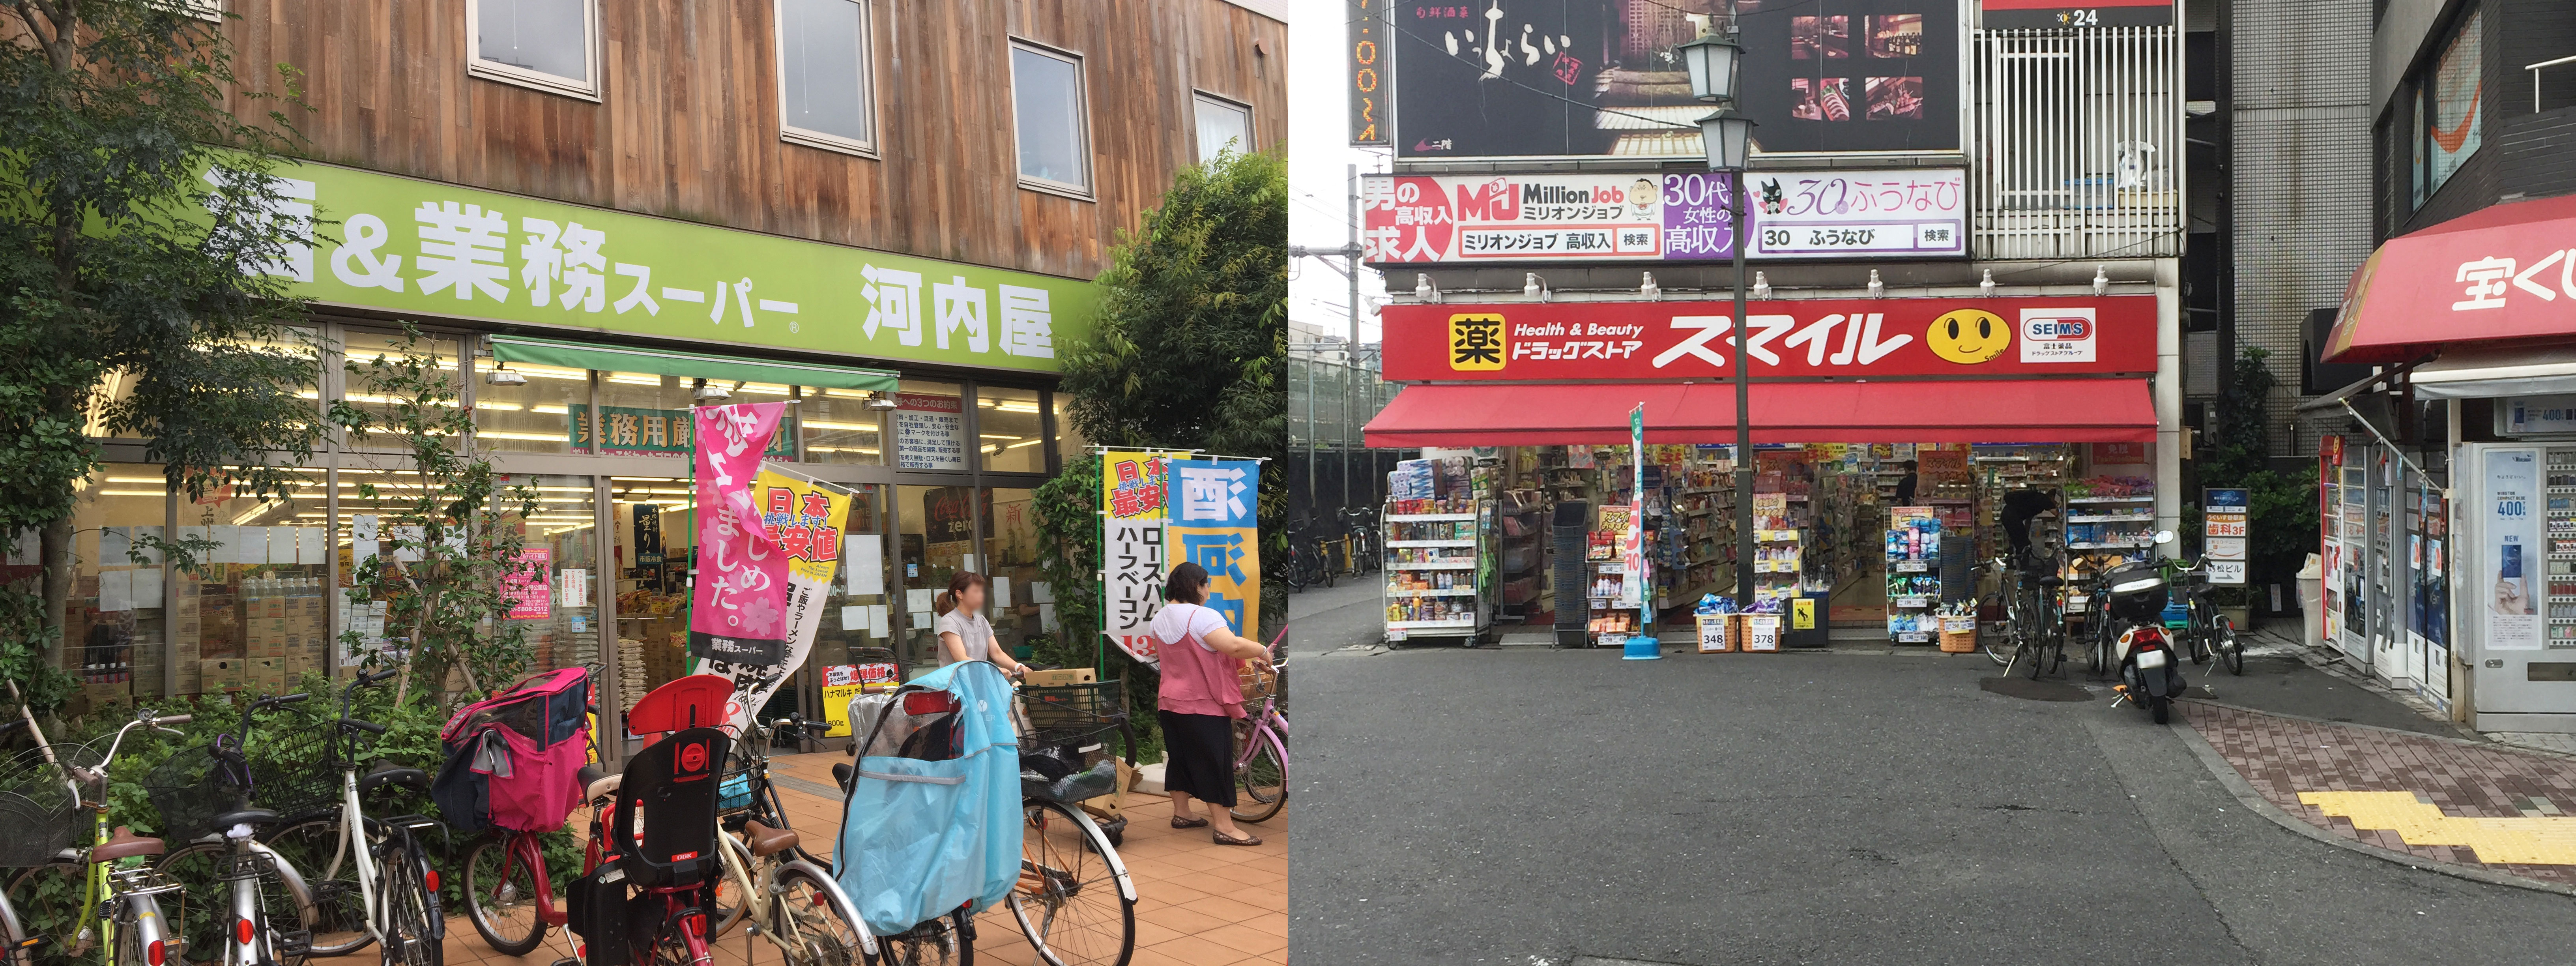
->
2333, 453, 2373, 668
2458, 443, 2576, 732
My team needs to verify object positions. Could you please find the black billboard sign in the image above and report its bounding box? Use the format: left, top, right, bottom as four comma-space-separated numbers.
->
1736, 0, 1962, 154
1394, 0, 1961, 159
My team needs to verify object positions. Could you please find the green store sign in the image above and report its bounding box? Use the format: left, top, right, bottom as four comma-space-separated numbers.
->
235, 158, 1094, 374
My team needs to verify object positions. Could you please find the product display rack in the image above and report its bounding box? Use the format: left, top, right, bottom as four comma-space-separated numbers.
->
1382, 498, 1491, 644
2547, 452, 2576, 645
1886, 505, 1944, 643
1751, 485, 1808, 606
1494, 491, 1547, 623
1656, 462, 1735, 611
1585, 499, 1648, 646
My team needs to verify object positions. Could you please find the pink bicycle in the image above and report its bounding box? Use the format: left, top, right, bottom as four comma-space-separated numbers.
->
1229, 628, 1288, 824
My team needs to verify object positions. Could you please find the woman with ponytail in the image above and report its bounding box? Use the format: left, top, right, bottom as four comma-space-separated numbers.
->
934, 571, 1028, 678
1152, 561, 1273, 846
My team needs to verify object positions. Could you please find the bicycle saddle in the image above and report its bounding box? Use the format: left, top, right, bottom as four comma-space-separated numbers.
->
360, 763, 431, 795
740, 820, 800, 858
586, 771, 623, 803
93, 826, 166, 861
209, 809, 281, 831
2038, 575, 2065, 588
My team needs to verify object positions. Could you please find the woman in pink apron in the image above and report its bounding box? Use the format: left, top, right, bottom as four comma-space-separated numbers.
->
1153, 561, 1274, 846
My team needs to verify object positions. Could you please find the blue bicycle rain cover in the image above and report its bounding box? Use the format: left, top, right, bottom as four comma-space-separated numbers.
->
833, 660, 1022, 937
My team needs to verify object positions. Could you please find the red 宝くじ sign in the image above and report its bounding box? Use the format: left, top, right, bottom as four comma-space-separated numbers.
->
1381, 296, 2156, 382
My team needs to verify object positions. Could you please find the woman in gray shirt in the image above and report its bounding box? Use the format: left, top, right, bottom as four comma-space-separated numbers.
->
934, 571, 1029, 677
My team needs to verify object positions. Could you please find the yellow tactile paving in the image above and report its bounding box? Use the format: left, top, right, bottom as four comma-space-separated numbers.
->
2298, 791, 2576, 865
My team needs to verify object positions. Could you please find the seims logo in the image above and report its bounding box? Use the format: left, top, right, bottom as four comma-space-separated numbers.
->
2026, 316, 2091, 339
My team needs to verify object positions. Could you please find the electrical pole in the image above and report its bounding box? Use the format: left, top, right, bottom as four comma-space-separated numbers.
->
1345, 163, 1360, 513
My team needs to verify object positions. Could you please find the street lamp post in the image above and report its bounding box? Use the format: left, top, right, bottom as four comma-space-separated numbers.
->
1680, 26, 1759, 608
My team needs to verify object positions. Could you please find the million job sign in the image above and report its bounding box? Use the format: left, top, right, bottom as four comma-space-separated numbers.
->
1362, 170, 1968, 264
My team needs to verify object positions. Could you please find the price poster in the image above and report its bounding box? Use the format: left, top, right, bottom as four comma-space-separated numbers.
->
2484, 449, 2541, 651
2203, 487, 2249, 585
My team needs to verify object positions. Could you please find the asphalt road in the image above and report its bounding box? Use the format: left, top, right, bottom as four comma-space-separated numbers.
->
1286, 644, 2576, 965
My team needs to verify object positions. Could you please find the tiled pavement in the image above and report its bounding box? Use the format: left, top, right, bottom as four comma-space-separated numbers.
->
2187, 700, 2576, 885
435, 751, 1286, 966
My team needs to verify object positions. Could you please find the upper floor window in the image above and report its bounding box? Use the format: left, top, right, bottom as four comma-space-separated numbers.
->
776, 0, 876, 155
2410, 6, 2482, 209
1010, 41, 1093, 197
1194, 92, 1252, 164
470, 0, 600, 101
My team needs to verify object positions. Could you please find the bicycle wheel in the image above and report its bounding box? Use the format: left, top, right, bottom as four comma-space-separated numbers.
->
1008, 801, 1132, 966
767, 865, 866, 966
4, 861, 87, 966
263, 816, 377, 956
156, 841, 311, 966
1229, 724, 1285, 825
2217, 616, 2245, 676
864, 906, 971, 966
460, 833, 547, 956
378, 835, 443, 966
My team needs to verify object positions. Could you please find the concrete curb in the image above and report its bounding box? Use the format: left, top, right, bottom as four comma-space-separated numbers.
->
2166, 708, 2576, 898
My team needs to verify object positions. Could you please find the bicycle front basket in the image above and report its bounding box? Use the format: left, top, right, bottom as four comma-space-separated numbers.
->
0, 744, 84, 868
145, 743, 245, 844
1021, 679, 1127, 749
241, 721, 342, 820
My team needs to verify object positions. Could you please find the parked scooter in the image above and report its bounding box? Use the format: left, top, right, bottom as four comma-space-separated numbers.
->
2106, 530, 2189, 723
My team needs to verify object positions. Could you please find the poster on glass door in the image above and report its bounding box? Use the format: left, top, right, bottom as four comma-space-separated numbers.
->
2484, 448, 2542, 651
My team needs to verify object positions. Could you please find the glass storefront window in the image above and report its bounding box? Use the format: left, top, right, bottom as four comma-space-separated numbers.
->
890, 380, 968, 473
342, 330, 459, 448
179, 475, 331, 699
977, 386, 1046, 474
896, 483, 980, 677
609, 476, 695, 714
982, 487, 1046, 661
1053, 392, 1088, 471
475, 361, 588, 454
591, 372, 693, 459
51, 466, 170, 701
810, 485, 894, 739
802, 388, 888, 464
496, 474, 602, 678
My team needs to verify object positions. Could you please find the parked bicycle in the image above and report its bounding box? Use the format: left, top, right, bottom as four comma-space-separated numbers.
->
146, 691, 323, 966
2163, 558, 2246, 676
1983, 554, 2064, 678
2, 689, 192, 966
1230, 629, 1287, 825
1338, 506, 1380, 577
253, 668, 443, 964
1284, 522, 1332, 591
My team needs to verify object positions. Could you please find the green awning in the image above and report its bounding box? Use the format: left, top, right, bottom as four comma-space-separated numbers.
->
487, 335, 898, 391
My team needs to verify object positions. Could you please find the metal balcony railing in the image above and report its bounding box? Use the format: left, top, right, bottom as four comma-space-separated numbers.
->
1972, 26, 2185, 260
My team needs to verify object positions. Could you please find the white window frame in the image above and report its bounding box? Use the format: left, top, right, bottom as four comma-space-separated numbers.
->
1007, 39, 1095, 200
773, 0, 878, 157
169, 0, 223, 21
1192, 90, 1254, 162
466, 0, 602, 103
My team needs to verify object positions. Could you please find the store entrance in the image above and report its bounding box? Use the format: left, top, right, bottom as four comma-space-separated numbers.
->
608, 477, 700, 718
1384, 442, 2162, 649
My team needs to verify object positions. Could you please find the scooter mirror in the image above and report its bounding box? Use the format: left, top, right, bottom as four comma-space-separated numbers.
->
2153, 529, 2178, 545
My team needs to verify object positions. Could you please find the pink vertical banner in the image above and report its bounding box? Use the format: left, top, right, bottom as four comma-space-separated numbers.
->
689, 402, 790, 718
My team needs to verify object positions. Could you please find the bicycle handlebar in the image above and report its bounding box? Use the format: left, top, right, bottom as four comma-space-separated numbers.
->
154, 715, 192, 727
341, 717, 388, 735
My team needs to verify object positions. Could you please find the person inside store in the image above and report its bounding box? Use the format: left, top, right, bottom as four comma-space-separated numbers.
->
935, 571, 1032, 678
1153, 560, 1274, 846
2000, 487, 2061, 571
1893, 461, 1921, 505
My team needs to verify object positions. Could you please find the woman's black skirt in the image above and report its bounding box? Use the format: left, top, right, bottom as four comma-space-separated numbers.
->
1157, 709, 1238, 807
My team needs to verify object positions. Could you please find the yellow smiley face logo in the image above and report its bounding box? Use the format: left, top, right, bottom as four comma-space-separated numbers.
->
1926, 309, 2011, 364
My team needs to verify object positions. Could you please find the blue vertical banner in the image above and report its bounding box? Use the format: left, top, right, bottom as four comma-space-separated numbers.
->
1165, 459, 1262, 636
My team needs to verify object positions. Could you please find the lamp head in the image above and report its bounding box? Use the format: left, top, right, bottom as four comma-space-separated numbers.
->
692, 379, 731, 402
1696, 108, 1757, 171
484, 366, 528, 386
1676, 32, 1743, 102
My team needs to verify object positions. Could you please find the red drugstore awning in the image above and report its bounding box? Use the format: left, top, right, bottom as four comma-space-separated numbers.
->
2325, 192, 2576, 365
1363, 378, 2159, 448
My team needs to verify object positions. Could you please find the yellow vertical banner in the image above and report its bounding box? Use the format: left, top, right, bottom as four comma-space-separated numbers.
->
1102, 451, 1170, 662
